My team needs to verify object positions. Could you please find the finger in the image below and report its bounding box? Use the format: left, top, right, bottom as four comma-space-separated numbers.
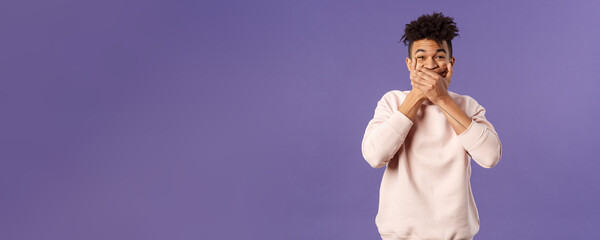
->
415, 70, 436, 85
446, 62, 453, 80
410, 58, 419, 80
411, 80, 428, 92
410, 79, 421, 89
412, 72, 424, 83
409, 57, 417, 75
413, 57, 417, 72
412, 76, 432, 88
415, 63, 428, 82
418, 67, 442, 79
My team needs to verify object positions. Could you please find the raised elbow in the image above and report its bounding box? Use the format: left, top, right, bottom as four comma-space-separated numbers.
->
473, 144, 502, 169
361, 140, 390, 169
479, 157, 500, 169
367, 156, 388, 169
364, 155, 389, 169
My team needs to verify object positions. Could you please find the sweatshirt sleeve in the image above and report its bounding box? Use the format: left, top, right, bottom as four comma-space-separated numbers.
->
456, 97, 502, 168
361, 92, 414, 169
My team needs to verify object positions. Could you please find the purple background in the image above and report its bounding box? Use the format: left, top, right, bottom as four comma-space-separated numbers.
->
1, 0, 599, 239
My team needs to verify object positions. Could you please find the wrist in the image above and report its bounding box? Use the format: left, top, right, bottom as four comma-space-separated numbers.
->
434, 95, 453, 106
409, 90, 427, 102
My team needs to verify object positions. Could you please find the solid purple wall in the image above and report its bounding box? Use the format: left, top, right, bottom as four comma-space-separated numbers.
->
1, 0, 599, 239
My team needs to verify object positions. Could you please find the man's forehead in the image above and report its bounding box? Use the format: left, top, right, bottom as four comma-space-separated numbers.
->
412, 39, 448, 53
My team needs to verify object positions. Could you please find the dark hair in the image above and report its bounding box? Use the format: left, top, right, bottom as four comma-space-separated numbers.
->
399, 12, 459, 58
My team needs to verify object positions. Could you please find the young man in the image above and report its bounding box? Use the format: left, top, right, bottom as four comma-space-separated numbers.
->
361, 12, 502, 240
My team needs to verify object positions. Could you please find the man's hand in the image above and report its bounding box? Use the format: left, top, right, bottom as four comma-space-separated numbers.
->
411, 62, 453, 104
408, 58, 427, 101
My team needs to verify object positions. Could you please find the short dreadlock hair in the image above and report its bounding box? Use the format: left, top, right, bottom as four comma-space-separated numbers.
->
399, 12, 459, 58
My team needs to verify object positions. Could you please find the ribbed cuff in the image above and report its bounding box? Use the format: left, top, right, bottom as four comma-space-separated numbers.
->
457, 120, 487, 152
384, 110, 414, 139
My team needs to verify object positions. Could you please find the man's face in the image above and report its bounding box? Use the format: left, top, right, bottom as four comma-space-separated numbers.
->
405, 39, 455, 78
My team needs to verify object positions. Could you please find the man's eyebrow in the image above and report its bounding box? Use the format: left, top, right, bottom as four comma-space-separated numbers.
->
414, 49, 447, 54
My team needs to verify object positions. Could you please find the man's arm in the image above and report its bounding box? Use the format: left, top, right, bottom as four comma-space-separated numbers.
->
401, 57, 428, 121
412, 63, 501, 168
398, 90, 427, 121
361, 92, 418, 169
411, 63, 472, 135
361, 58, 429, 169
454, 99, 502, 168
436, 96, 473, 135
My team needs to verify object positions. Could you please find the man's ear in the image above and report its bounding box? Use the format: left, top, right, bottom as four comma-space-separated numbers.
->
450, 57, 455, 67
405, 57, 412, 71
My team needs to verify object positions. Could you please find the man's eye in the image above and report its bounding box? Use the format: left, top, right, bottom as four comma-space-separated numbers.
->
436, 56, 445, 59
417, 56, 424, 59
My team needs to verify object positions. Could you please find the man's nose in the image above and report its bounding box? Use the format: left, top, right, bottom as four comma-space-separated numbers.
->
424, 58, 438, 69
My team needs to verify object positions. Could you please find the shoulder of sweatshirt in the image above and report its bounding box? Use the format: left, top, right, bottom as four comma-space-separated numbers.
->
379, 90, 408, 106
448, 91, 485, 118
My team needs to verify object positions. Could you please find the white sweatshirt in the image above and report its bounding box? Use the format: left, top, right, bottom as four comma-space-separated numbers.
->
361, 90, 502, 240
